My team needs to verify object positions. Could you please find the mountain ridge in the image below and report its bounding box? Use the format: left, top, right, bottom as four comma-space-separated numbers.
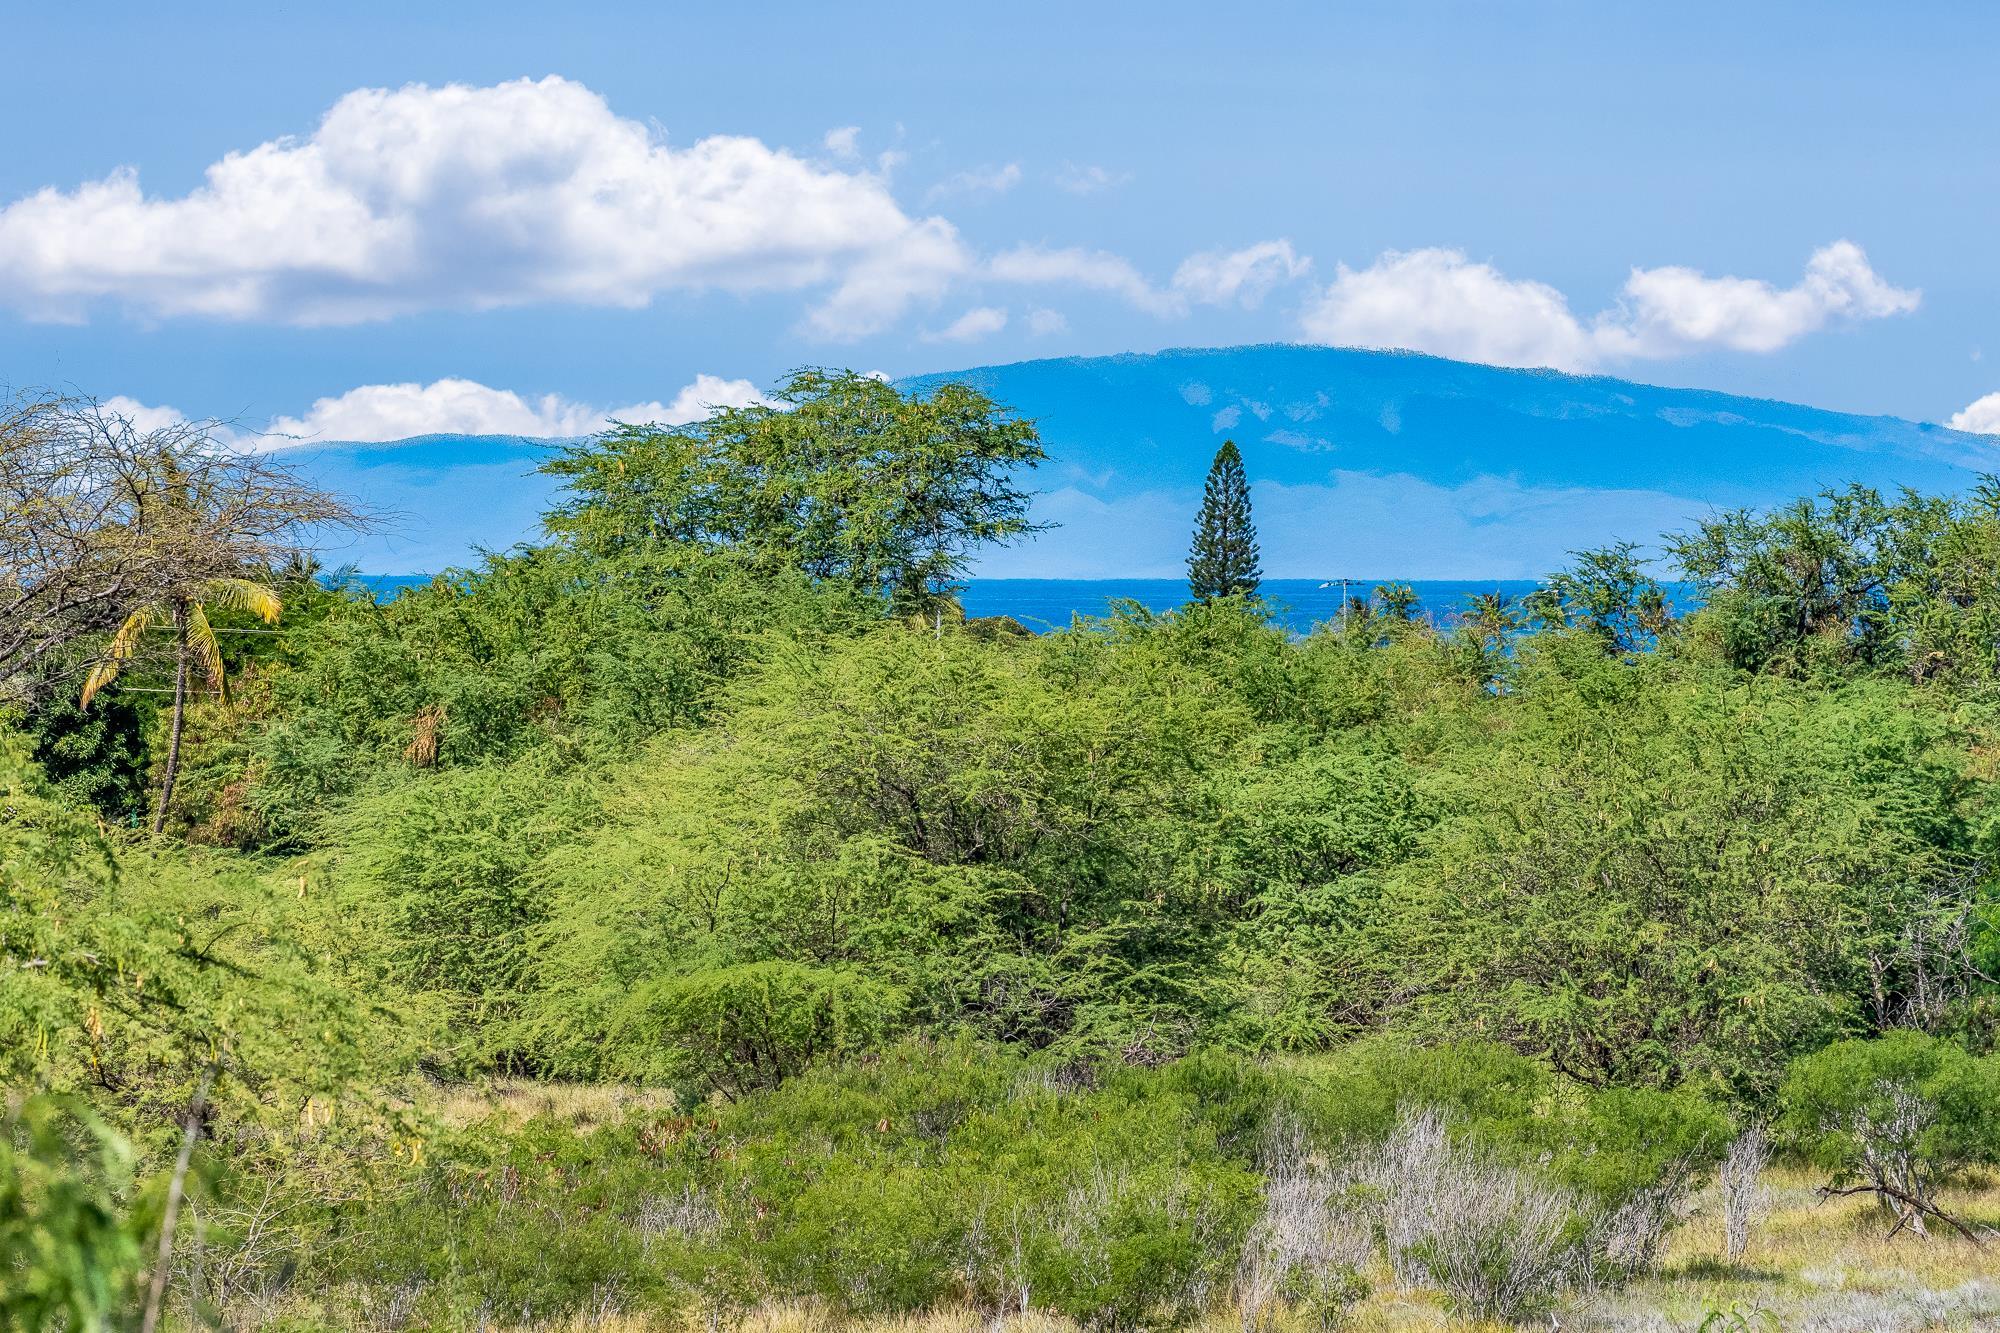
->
282, 344, 1998, 578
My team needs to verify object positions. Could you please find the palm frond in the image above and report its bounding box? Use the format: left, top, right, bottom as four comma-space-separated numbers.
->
186, 603, 227, 696
205, 577, 283, 624
80, 605, 158, 707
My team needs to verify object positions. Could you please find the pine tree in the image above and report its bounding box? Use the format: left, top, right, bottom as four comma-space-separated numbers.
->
1187, 439, 1262, 602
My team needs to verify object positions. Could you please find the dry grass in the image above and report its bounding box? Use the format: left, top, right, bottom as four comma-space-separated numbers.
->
1580, 1165, 2000, 1331
424, 1078, 684, 1131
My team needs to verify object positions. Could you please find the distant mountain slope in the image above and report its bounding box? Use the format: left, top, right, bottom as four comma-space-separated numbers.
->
287, 345, 1997, 578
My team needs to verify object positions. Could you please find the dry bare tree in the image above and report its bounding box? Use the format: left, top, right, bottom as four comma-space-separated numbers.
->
1, 392, 363, 827
1719, 1125, 1772, 1262
0, 391, 157, 689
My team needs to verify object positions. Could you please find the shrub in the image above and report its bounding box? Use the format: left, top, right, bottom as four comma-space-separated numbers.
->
1719, 1126, 1773, 1262
0, 1096, 145, 1332
1233, 1115, 1371, 1332
1352, 1108, 1589, 1323
618, 960, 907, 1095
1778, 1031, 2000, 1240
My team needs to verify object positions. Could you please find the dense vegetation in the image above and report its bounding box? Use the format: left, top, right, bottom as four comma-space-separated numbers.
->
4, 375, 2000, 1329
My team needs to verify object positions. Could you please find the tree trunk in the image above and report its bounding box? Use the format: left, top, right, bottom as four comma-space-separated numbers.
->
140, 1064, 214, 1333
152, 604, 189, 835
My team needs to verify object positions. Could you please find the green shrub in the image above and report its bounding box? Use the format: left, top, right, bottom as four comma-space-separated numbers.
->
0, 1096, 145, 1332
1778, 1032, 2000, 1237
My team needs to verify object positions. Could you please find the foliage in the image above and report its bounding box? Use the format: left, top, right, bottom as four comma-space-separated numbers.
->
543, 368, 1046, 614
1372, 648, 1985, 1100
1525, 542, 1670, 653
20, 692, 148, 824
1187, 439, 1261, 601
14, 373, 2000, 1324
0, 1095, 145, 1333
1777, 1032, 2000, 1236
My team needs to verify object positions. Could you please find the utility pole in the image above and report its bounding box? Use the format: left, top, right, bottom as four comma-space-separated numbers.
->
1318, 577, 1360, 633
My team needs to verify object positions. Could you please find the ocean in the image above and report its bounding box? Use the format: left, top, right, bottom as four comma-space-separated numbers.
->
348, 574, 1573, 635
959, 578, 1552, 634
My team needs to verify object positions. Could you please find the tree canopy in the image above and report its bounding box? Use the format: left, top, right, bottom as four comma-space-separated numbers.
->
541, 368, 1045, 615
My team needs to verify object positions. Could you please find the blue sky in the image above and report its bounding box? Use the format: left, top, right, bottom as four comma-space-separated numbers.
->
5, 2, 2000, 443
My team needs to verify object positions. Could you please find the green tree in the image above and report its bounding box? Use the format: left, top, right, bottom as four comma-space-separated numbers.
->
1667, 485, 1925, 676
542, 369, 1046, 616
1525, 543, 1670, 654
1187, 440, 1261, 602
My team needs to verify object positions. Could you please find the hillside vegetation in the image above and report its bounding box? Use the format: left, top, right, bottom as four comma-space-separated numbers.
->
4, 374, 2000, 1330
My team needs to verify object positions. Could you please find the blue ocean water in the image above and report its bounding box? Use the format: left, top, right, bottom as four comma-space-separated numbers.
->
347, 574, 1628, 635
961, 578, 1555, 634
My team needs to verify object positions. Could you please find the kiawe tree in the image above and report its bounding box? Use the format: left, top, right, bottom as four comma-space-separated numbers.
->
542, 368, 1047, 617
1187, 439, 1261, 602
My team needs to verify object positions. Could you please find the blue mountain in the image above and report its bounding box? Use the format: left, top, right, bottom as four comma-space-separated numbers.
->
288, 345, 1998, 579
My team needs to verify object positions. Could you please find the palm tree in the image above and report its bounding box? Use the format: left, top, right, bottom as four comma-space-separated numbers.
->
81, 577, 280, 833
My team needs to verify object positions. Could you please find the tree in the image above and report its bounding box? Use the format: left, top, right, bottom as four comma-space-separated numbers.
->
542, 369, 1047, 615
1667, 485, 1924, 675
83, 575, 281, 833
57, 407, 360, 833
0, 393, 169, 694
1524, 543, 1669, 654
1187, 440, 1260, 602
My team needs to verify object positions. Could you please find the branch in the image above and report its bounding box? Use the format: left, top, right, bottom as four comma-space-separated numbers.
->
1816, 1182, 1988, 1248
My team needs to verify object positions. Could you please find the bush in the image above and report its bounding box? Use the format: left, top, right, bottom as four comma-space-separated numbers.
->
1778, 1032, 2000, 1239
0, 1096, 145, 1332
1354, 1108, 1588, 1323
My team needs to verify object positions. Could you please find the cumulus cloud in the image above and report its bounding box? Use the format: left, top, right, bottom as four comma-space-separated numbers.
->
1026, 307, 1068, 336
1300, 248, 1596, 369
1172, 239, 1312, 308
264, 374, 771, 443
103, 374, 770, 448
1602, 240, 1921, 358
923, 305, 1008, 343
99, 394, 203, 435
992, 239, 1309, 317
0, 76, 966, 337
925, 163, 1022, 202
1298, 242, 1917, 372
823, 125, 861, 158
989, 245, 1183, 316
1949, 392, 2000, 435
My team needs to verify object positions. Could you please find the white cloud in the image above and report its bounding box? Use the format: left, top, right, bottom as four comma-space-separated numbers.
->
99, 394, 200, 435
0, 77, 966, 337
1300, 248, 1596, 370
264, 379, 602, 442
107, 374, 772, 448
1026, 307, 1067, 336
925, 163, 1022, 202
1949, 392, 2000, 435
1298, 241, 1918, 372
923, 305, 1008, 343
263, 374, 771, 443
1172, 239, 1312, 308
1053, 163, 1131, 195
801, 216, 967, 339
823, 125, 861, 158
1603, 240, 1920, 358
989, 244, 1183, 317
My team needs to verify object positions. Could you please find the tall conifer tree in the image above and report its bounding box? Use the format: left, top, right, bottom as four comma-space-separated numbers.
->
1187, 439, 1261, 601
